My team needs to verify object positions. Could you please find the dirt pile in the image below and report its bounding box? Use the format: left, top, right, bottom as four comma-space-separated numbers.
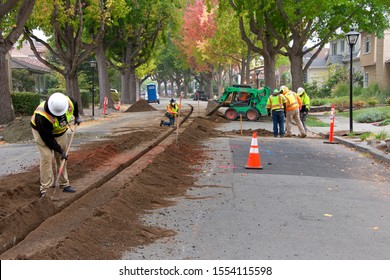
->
0, 117, 215, 259
2, 116, 33, 143
125, 99, 157, 112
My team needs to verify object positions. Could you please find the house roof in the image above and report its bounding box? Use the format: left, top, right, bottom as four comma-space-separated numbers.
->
11, 57, 51, 74
10, 40, 51, 74
303, 47, 329, 68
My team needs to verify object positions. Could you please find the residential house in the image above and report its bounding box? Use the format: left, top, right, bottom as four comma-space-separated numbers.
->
303, 47, 330, 87
359, 29, 390, 89
9, 40, 51, 93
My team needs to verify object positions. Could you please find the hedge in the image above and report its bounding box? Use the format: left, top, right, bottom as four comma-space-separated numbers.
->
11, 92, 40, 115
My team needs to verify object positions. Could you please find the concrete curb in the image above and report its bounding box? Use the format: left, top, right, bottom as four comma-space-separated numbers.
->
333, 136, 390, 165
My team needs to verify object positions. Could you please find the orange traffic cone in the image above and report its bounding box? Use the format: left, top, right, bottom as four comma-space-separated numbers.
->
245, 131, 263, 169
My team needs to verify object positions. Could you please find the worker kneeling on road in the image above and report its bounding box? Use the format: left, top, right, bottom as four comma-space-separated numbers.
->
160, 98, 180, 127
267, 88, 287, 138
31, 92, 81, 198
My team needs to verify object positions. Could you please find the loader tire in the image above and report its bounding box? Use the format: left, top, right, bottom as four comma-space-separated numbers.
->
246, 109, 259, 121
225, 108, 238, 121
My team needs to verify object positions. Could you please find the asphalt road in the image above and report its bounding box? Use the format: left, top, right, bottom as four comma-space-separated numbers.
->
123, 130, 390, 260
1, 98, 389, 260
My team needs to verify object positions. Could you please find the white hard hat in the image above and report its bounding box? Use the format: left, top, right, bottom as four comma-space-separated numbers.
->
297, 87, 305, 96
48, 92, 69, 116
279, 85, 288, 94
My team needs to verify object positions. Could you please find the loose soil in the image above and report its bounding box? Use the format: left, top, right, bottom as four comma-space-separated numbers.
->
0, 101, 233, 259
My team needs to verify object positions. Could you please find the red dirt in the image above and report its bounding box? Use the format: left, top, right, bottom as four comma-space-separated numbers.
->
0, 112, 217, 259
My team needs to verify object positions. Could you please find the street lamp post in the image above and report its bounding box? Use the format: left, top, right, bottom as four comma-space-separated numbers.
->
255, 69, 260, 89
345, 29, 360, 134
90, 60, 96, 117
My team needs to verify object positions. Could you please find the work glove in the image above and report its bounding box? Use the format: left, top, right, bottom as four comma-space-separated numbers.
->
302, 105, 307, 111
60, 151, 68, 161
267, 109, 271, 117
74, 117, 82, 126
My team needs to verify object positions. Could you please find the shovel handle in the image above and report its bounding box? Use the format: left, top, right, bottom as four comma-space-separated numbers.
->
52, 125, 77, 200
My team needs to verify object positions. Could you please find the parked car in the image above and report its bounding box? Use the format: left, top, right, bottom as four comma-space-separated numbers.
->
193, 90, 208, 101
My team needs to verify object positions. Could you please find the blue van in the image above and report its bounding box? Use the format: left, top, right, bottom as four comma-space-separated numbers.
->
145, 84, 160, 104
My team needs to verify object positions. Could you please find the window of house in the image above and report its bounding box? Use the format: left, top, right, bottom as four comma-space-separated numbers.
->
340, 40, 345, 53
364, 72, 369, 87
364, 36, 371, 54
332, 42, 337, 55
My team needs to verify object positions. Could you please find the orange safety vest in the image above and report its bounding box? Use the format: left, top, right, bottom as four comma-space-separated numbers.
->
31, 97, 74, 134
285, 91, 302, 112
167, 103, 180, 115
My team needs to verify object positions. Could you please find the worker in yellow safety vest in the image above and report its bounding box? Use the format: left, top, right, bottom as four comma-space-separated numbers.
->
280, 86, 306, 138
297, 87, 311, 132
31, 92, 81, 197
160, 98, 181, 127
266, 88, 287, 138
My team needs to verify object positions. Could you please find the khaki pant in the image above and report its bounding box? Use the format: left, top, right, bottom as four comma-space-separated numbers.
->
32, 129, 69, 194
286, 108, 306, 135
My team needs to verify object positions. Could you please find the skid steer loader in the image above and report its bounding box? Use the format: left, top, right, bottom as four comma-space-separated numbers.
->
206, 84, 271, 121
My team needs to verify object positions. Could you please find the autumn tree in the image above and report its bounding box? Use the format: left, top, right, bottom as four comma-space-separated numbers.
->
0, 0, 35, 124
179, 0, 218, 98
227, 0, 390, 91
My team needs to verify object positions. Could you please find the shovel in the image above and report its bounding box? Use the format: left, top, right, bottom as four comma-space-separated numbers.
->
52, 124, 77, 201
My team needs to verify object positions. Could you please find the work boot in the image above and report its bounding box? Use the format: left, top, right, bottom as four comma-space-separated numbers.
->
63, 186, 76, 193
160, 120, 164, 127
299, 133, 307, 138
284, 133, 292, 137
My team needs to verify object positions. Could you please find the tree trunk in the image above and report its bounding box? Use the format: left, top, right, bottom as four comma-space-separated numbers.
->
129, 67, 137, 104
289, 53, 304, 92
121, 69, 131, 104
0, 50, 15, 125
65, 72, 84, 115
263, 50, 277, 90
96, 42, 114, 108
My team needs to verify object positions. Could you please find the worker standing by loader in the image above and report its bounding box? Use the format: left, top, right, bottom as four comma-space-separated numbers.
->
31, 92, 81, 198
280, 86, 307, 138
160, 98, 180, 127
267, 88, 287, 138
297, 87, 311, 132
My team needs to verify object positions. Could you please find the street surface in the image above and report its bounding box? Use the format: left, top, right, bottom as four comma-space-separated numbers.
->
0, 97, 389, 260
124, 129, 390, 259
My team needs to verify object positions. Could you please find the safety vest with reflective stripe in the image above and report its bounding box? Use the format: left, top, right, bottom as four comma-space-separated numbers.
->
167, 103, 180, 115
31, 97, 74, 134
300, 93, 310, 109
266, 94, 286, 111
285, 91, 302, 112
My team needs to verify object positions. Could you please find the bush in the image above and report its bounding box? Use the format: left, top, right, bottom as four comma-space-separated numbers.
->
360, 132, 373, 141
367, 98, 378, 107
47, 88, 66, 95
355, 111, 387, 123
379, 119, 390, 126
80, 89, 92, 108
311, 98, 329, 106
11, 92, 40, 115
332, 83, 349, 97
374, 131, 389, 140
